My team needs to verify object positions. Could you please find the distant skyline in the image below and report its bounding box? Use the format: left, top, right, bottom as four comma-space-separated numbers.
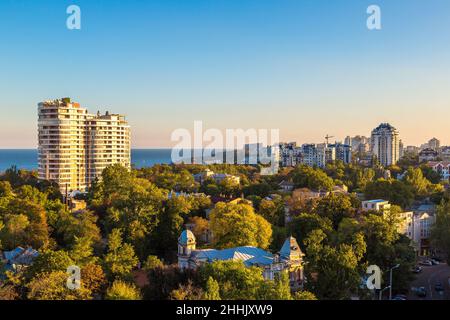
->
1, 0, 450, 148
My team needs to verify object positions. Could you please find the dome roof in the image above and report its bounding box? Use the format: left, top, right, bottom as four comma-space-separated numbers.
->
178, 229, 196, 245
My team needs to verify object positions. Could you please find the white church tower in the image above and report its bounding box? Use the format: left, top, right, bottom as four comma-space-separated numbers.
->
178, 229, 196, 269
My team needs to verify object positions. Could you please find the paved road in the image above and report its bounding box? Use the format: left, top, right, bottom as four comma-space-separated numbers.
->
408, 263, 450, 300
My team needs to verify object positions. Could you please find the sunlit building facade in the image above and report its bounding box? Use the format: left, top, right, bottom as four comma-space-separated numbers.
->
370, 123, 400, 167
38, 98, 130, 192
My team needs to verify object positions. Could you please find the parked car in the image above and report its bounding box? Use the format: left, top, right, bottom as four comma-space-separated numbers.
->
435, 282, 444, 292
431, 259, 440, 265
431, 256, 442, 262
412, 266, 423, 273
416, 287, 427, 297
420, 260, 433, 266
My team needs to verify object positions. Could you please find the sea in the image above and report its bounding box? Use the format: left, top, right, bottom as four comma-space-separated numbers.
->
0, 149, 174, 172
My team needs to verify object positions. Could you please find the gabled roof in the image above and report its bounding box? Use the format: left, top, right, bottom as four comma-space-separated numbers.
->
13, 248, 39, 265
4, 247, 25, 262
363, 199, 389, 204
280, 236, 303, 260
192, 246, 274, 267
279, 180, 294, 187
3, 247, 39, 266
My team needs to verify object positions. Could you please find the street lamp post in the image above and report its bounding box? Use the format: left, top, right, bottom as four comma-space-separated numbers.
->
389, 264, 400, 300
379, 286, 390, 300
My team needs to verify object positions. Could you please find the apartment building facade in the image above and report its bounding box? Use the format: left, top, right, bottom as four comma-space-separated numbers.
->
427, 161, 450, 181
38, 98, 130, 192
370, 123, 400, 166
279, 142, 351, 168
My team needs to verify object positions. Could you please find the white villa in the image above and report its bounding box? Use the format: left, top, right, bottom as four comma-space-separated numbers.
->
177, 230, 305, 289
426, 161, 450, 181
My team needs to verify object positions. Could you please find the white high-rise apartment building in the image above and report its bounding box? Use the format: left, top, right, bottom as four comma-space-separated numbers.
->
38, 98, 130, 192
370, 123, 400, 167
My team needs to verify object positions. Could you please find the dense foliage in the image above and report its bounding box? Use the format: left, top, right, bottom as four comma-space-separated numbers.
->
0, 158, 446, 300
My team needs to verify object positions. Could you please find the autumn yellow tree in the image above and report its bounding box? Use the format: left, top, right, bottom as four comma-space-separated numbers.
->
209, 202, 272, 249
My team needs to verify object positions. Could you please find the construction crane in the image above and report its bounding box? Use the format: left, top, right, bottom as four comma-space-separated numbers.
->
325, 134, 334, 145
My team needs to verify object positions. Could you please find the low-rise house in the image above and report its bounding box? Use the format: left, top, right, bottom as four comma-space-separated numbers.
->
228, 197, 252, 206
361, 199, 391, 213
69, 199, 87, 212
1, 247, 39, 273
332, 184, 348, 194
279, 180, 294, 192
291, 188, 326, 199
426, 161, 450, 181
193, 169, 240, 185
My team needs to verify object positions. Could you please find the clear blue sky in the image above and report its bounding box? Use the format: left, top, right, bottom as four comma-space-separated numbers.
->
1, 0, 449, 148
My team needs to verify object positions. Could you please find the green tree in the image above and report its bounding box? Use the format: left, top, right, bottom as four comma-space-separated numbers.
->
218, 176, 241, 197
153, 196, 192, 260
293, 290, 318, 300
292, 165, 334, 192
0, 284, 18, 300
203, 277, 221, 300
431, 201, 450, 263
105, 280, 142, 300
258, 272, 292, 300
199, 260, 270, 300
404, 167, 436, 197
143, 255, 164, 271
57, 210, 101, 248
27, 271, 91, 300
0, 214, 29, 248
27, 250, 74, 280
154, 170, 198, 192
288, 213, 333, 250
170, 280, 204, 300
420, 165, 442, 184
314, 193, 356, 229
209, 202, 272, 249
258, 196, 285, 226
81, 263, 108, 296
303, 229, 363, 300
187, 216, 209, 245
69, 236, 98, 266
102, 177, 167, 259
360, 213, 415, 292
1, 198, 51, 250
103, 229, 139, 280
364, 179, 414, 208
